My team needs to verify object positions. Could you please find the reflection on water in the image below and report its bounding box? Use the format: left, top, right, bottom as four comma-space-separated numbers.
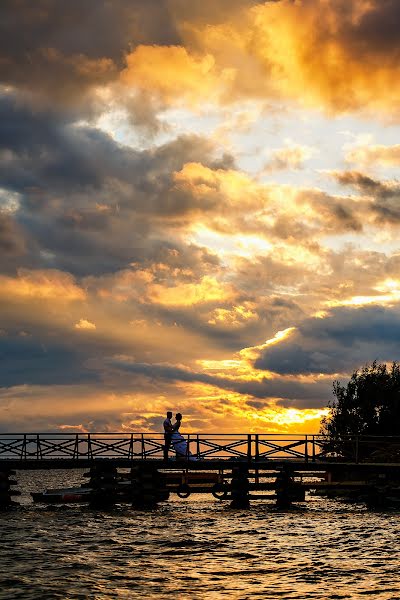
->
0, 470, 399, 599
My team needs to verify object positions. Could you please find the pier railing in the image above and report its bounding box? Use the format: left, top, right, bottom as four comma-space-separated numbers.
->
1, 433, 400, 463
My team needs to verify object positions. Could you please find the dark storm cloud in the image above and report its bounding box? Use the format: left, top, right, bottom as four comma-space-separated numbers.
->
234, 377, 330, 407
0, 334, 98, 387
109, 358, 331, 407
255, 305, 400, 376
0, 92, 232, 198
0, 0, 262, 113
341, 0, 400, 54
0, 92, 233, 275
0, 212, 26, 255
0, 0, 181, 109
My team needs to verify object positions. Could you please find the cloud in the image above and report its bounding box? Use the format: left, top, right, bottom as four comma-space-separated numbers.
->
0, 92, 235, 275
0, 335, 98, 387
0, 0, 259, 120
3, 1, 400, 432
0, 269, 85, 301
208, 303, 258, 327
120, 45, 224, 107
263, 143, 316, 172
0, 375, 327, 434
330, 170, 400, 225
0, 211, 26, 256
331, 170, 398, 198
0, 384, 146, 432
0, 0, 182, 112
109, 356, 332, 408
254, 304, 400, 376
173, 163, 364, 239
1, 92, 373, 294
294, 188, 364, 234
108, 1, 400, 119
205, 0, 400, 117
346, 142, 400, 167
74, 319, 96, 330
149, 275, 234, 307
2, 0, 400, 121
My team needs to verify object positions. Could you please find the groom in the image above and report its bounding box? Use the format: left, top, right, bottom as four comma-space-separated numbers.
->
163, 411, 174, 461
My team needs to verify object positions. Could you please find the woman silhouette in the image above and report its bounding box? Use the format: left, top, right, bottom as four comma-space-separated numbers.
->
170, 413, 196, 460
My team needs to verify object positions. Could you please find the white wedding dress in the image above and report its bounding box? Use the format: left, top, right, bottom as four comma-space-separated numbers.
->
171, 428, 197, 460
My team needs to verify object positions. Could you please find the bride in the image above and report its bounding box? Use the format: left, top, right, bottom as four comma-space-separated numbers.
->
171, 413, 196, 460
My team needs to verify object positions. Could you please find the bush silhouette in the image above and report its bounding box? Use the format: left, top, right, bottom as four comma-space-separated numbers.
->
320, 361, 400, 460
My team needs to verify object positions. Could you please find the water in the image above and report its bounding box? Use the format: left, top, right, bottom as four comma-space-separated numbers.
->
1, 470, 400, 599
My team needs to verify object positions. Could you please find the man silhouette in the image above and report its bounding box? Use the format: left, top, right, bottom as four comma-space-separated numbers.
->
163, 411, 174, 461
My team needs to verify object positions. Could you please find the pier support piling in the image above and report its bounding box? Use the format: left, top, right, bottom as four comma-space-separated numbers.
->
130, 465, 169, 508
230, 466, 250, 508
275, 467, 295, 509
0, 469, 19, 508
88, 463, 118, 508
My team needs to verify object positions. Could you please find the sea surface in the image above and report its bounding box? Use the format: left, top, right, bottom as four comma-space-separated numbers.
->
1, 469, 400, 599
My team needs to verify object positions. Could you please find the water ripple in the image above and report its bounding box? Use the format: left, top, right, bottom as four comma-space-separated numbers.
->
0, 470, 399, 599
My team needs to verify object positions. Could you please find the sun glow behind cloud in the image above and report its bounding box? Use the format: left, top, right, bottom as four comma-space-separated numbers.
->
2, 1, 400, 433
325, 279, 400, 308
189, 225, 273, 261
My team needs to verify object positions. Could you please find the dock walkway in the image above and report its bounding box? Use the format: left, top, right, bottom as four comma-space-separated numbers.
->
1, 433, 400, 509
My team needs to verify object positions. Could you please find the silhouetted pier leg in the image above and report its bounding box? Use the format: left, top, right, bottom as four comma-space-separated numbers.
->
230, 466, 250, 508
89, 463, 118, 508
275, 467, 293, 509
130, 465, 169, 508
366, 485, 387, 509
0, 468, 19, 508
366, 479, 400, 509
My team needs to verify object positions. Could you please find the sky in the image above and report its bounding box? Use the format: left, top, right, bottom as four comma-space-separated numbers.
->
1, 0, 400, 434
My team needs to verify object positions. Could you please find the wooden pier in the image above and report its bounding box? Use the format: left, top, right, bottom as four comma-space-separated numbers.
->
1, 433, 400, 509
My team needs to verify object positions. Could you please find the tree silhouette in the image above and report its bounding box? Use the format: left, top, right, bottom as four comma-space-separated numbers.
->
320, 361, 400, 458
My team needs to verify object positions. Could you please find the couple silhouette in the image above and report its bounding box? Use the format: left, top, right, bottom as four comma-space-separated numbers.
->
163, 412, 195, 460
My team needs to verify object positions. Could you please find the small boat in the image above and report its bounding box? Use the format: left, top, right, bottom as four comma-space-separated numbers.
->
31, 486, 92, 504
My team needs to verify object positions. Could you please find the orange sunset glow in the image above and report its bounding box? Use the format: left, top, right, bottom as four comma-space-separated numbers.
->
1, 0, 400, 434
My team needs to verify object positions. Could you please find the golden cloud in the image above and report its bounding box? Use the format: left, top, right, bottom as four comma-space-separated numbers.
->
325, 278, 400, 308
149, 275, 234, 307
74, 318, 96, 330
172, 162, 266, 224
239, 327, 297, 363
89, 269, 154, 302
86, 267, 233, 308
174, 381, 328, 434
0, 269, 86, 301
346, 143, 400, 167
0, 381, 328, 434
174, 163, 364, 247
207, 303, 258, 327
119, 1, 400, 118
194, 0, 400, 116
120, 44, 232, 106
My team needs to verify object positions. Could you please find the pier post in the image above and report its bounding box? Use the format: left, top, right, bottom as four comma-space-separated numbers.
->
130, 464, 169, 508
366, 474, 400, 509
247, 434, 252, 463
0, 468, 20, 508
230, 466, 250, 508
275, 466, 294, 509
366, 485, 387, 509
88, 463, 118, 508
255, 435, 260, 485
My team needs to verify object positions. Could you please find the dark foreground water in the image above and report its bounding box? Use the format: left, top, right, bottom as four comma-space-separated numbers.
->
0, 470, 400, 599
